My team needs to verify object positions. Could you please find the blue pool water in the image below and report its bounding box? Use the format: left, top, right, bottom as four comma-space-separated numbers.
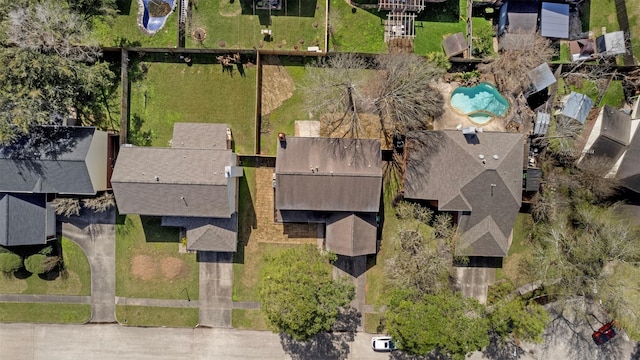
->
450, 83, 509, 124
140, 0, 175, 35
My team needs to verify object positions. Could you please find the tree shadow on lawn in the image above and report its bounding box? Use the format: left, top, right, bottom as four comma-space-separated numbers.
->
234, 171, 256, 265
140, 216, 179, 243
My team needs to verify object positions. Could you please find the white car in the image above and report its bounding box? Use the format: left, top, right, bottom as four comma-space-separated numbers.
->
371, 336, 396, 352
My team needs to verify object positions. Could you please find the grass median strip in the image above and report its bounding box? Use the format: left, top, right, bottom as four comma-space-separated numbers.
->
0, 303, 91, 323
116, 305, 199, 327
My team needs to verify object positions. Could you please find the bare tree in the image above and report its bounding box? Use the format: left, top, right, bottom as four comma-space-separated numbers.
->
576, 156, 620, 201
302, 53, 371, 138
53, 197, 81, 217
372, 53, 445, 137
479, 33, 554, 95
83, 192, 115, 212
7, 2, 100, 62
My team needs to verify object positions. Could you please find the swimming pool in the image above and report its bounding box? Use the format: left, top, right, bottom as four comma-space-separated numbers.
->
450, 83, 509, 124
138, 0, 175, 35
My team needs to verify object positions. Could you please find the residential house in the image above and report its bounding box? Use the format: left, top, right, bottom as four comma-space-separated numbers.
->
579, 101, 640, 193
274, 137, 382, 257
404, 130, 524, 257
111, 123, 243, 252
540, 2, 569, 39
0, 126, 109, 246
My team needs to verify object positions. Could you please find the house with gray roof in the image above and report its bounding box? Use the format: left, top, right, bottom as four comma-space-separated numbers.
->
0, 126, 109, 246
404, 130, 524, 257
579, 102, 640, 193
111, 123, 243, 252
275, 137, 382, 257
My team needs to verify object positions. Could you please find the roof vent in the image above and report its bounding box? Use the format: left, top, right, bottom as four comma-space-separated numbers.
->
493, 154, 499, 160
479, 154, 485, 160
155, 176, 160, 181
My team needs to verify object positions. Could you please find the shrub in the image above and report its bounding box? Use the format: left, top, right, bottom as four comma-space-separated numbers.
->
25, 254, 60, 274
53, 197, 81, 217
0, 252, 22, 274
82, 192, 115, 212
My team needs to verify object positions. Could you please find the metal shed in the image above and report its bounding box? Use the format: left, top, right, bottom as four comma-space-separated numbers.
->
540, 2, 569, 39
528, 63, 556, 92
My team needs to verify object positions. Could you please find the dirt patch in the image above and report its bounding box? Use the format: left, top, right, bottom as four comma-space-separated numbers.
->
161, 257, 185, 281
132, 255, 156, 281
261, 55, 296, 115
47, 271, 82, 295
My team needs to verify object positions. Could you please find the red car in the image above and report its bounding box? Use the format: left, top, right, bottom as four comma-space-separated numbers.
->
592, 321, 618, 345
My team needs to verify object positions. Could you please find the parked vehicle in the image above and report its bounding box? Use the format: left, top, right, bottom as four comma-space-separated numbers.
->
371, 336, 396, 352
592, 321, 618, 345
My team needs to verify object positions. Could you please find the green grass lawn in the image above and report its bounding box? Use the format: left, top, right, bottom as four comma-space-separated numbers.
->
260, 58, 308, 155
0, 238, 91, 296
364, 312, 383, 334
129, 59, 256, 154
0, 303, 91, 323
627, 0, 640, 62
115, 214, 199, 300
187, 0, 326, 50
495, 213, 534, 285
232, 309, 269, 330
116, 305, 199, 327
92, 0, 179, 47
599, 80, 625, 108
581, 0, 619, 38
329, 0, 386, 53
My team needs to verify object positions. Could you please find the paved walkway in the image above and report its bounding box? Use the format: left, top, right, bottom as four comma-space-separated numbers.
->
60, 210, 117, 323
332, 256, 367, 331
197, 251, 233, 327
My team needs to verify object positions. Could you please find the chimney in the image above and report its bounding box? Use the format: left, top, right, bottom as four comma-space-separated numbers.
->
278, 132, 287, 148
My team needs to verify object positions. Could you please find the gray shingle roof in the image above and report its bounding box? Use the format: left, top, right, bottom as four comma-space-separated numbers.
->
325, 212, 377, 256
275, 137, 382, 212
596, 31, 626, 55
162, 214, 238, 252
507, 1, 538, 33
111, 147, 235, 217
0, 126, 104, 195
0, 193, 53, 246
404, 131, 523, 257
172, 123, 229, 150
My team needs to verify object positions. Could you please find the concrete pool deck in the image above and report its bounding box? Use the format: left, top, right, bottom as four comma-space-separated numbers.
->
433, 82, 509, 132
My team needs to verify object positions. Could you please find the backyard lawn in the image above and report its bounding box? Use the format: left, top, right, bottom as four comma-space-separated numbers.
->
329, 0, 386, 53
115, 215, 199, 300
129, 59, 257, 154
494, 213, 534, 286
116, 305, 199, 327
0, 303, 91, 323
186, 0, 326, 50
93, 0, 179, 47
0, 238, 91, 296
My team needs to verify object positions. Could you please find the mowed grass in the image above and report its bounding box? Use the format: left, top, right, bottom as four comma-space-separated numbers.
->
329, 0, 386, 53
0, 238, 91, 296
92, 0, 179, 47
187, 0, 326, 50
115, 215, 199, 300
260, 59, 308, 155
0, 303, 91, 324
599, 80, 625, 108
627, 0, 640, 62
129, 59, 257, 154
116, 306, 199, 327
232, 309, 269, 330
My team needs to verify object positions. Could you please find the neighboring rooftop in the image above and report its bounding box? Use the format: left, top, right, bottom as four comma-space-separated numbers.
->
540, 2, 569, 39
0, 126, 107, 195
0, 193, 55, 247
404, 131, 524, 257
596, 31, 626, 56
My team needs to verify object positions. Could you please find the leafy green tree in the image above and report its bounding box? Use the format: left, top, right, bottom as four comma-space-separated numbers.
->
0, 252, 22, 274
386, 290, 490, 359
488, 297, 549, 343
67, 0, 118, 20
259, 245, 354, 341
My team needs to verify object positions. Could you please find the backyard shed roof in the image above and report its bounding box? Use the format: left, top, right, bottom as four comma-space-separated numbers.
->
525, 168, 542, 192
325, 212, 377, 257
534, 112, 551, 135
275, 137, 382, 213
404, 131, 523, 257
540, 2, 569, 39
569, 39, 596, 61
528, 63, 556, 92
443, 32, 467, 58
0, 126, 107, 195
596, 31, 626, 55
561, 92, 593, 124
0, 193, 54, 246
506, 1, 538, 33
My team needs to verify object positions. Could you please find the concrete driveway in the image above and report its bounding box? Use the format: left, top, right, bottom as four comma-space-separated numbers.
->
60, 209, 116, 323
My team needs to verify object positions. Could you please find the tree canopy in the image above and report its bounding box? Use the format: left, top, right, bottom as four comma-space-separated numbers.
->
386, 289, 490, 360
259, 245, 354, 341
